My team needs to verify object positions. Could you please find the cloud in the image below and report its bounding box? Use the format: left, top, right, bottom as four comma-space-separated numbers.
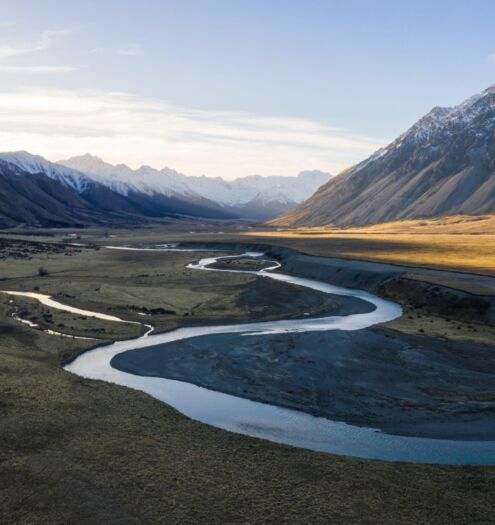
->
0, 87, 387, 179
0, 65, 78, 74
0, 29, 77, 74
488, 53, 495, 63
113, 43, 143, 56
0, 29, 72, 58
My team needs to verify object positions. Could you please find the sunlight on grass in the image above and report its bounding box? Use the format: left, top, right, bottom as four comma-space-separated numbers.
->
242, 216, 495, 275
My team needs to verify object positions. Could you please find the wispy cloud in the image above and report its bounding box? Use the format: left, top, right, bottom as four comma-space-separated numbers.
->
0, 29, 72, 58
0, 65, 78, 74
488, 53, 495, 63
114, 43, 143, 56
0, 29, 78, 74
0, 88, 387, 179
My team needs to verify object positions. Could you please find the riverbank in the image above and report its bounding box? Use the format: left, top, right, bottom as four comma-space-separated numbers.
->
112, 326, 495, 441
1, 232, 495, 523
31, 224, 493, 345
106, 249, 495, 444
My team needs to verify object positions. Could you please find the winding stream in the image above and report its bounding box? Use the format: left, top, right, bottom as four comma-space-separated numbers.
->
61, 249, 495, 465
4, 249, 495, 464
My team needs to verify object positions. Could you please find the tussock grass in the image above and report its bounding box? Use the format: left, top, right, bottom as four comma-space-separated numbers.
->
1, 232, 494, 523
241, 225, 495, 275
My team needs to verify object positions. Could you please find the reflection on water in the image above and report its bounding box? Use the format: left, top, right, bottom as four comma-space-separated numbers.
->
65, 249, 495, 465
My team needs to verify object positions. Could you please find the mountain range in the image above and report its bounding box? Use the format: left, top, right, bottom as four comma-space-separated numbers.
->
0, 151, 330, 228
3, 84, 495, 230
271, 84, 495, 227
59, 154, 330, 220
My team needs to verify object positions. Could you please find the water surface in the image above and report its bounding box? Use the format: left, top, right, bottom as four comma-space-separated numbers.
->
64, 249, 495, 465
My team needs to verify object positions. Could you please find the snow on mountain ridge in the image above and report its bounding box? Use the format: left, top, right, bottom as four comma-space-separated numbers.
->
0, 150, 331, 220
272, 83, 495, 228
397, 84, 495, 147
0, 151, 92, 193
59, 154, 331, 207
350, 83, 495, 175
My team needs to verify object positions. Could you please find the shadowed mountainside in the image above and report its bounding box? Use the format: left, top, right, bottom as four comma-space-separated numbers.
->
0, 156, 236, 228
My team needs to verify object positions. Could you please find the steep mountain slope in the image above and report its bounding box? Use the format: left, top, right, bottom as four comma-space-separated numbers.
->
0, 159, 117, 228
59, 155, 330, 219
271, 85, 495, 227
0, 152, 236, 227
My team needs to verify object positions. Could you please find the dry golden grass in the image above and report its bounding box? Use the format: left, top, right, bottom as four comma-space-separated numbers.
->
244, 232, 495, 274
268, 214, 495, 235
241, 215, 495, 275
358, 214, 495, 234
301, 214, 495, 234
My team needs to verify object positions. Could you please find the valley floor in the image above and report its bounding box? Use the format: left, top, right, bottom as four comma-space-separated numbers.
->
242, 229, 495, 276
0, 227, 494, 523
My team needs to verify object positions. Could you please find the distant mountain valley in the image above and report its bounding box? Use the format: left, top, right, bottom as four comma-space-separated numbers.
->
0, 151, 330, 228
4, 84, 495, 231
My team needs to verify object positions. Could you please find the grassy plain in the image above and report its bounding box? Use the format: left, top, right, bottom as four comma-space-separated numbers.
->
42, 213, 495, 275
0, 231, 494, 523
241, 232, 495, 275
267, 213, 495, 234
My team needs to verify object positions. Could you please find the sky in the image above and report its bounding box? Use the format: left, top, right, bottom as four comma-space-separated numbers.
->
0, 0, 494, 179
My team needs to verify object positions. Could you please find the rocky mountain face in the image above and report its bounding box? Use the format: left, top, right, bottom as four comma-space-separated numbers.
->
59, 155, 330, 220
0, 151, 329, 227
0, 153, 235, 228
0, 159, 105, 228
271, 85, 495, 227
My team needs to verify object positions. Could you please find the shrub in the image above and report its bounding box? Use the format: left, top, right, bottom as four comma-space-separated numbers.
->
38, 267, 49, 277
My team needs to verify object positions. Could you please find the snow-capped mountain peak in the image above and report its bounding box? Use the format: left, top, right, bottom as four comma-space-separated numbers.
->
0, 149, 331, 221
272, 82, 495, 228
59, 154, 331, 218
390, 83, 495, 151
0, 151, 91, 193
